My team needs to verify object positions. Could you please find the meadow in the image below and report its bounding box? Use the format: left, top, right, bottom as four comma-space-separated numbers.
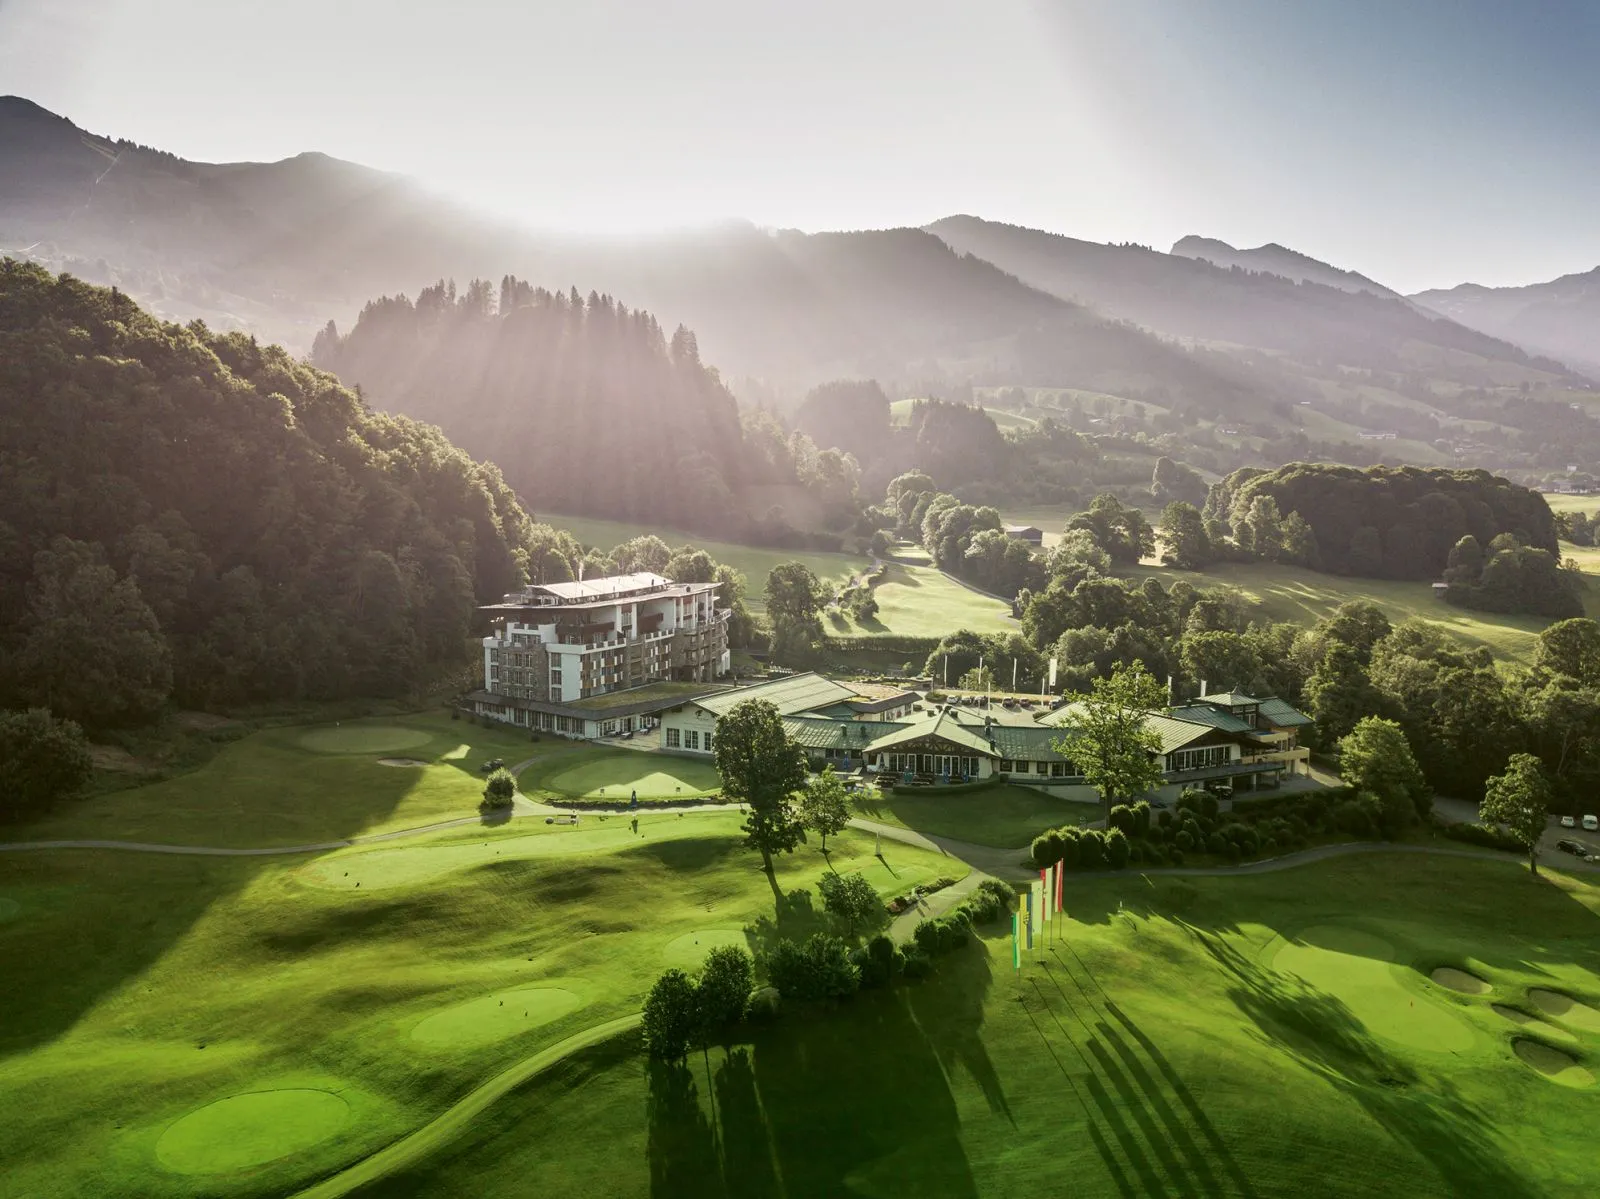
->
0, 716, 962, 1199
340, 854, 1600, 1198
1123, 558, 1600, 664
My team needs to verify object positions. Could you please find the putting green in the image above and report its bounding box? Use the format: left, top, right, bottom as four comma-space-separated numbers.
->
298, 819, 736, 891
543, 754, 720, 799
1270, 925, 1476, 1053
1431, 967, 1491, 995
411, 986, 584, 1049
1513, 1040, 1596, 1088
156, 1089, 349, 1174
297, 725, 434, 754
0, 898, 20, 923
662, 928, 748, 971
1493, 1005, 1577, 1043
1528, 989, 1600, 1032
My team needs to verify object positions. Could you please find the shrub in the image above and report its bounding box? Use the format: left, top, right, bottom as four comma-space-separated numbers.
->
1108, 804, 1134, 834
1174, 829, 1194, 851
763, 934, 859, 1002
642, 969, 698, 1058
913, 919, 942, 956
1030, 834, 1056, 871
696, 945, 754, 1031
1059, 826, 1083, 869
977, 879, 1015, 916
1077, 829, 1107, 870
480, 767, 517, 812
900, 946, 933, 979
747, 986, 781, 1022
1104, 827, 1131, 870
1131, 800, 1152, 838
1440, 820, 1525, 853
1157, 808, 1173, 829
1168, 847, 1184, 866
1205, 831, 1227, 855
1200, 792, 1220, 820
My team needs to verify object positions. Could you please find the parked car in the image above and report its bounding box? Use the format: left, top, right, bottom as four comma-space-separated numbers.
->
1560, 815, 1577, 828
1556, 839, 1587, 857
479, 758, 505, 773
1585, 815, 1599, 832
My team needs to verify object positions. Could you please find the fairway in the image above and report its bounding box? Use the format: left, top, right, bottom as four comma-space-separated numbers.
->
840, 560, 1018, 639
297, 725, 435, 754
411, 985, 587, 1049
155, 1089, 350, 1174
852, 783, 1094, 849
540, 753, 721, 800
661, 928, 750, 971
354, 854, 1600, 1198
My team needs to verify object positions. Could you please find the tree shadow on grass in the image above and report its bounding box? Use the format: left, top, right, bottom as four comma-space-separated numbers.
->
1196, 929, 1542, 1199
642, 991, 979, 1198
905, 941, 1012, 1121
742, 887, 824, 956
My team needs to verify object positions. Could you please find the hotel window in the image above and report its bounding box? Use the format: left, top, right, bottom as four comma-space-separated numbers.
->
705, 733, 714, 753
667, 728, 681, 748
998, 759, 1014, 772
1035, 761, 1048, 774
688, 730, 700, 750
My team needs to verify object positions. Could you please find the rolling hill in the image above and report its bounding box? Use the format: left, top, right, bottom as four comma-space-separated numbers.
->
1170, 234, 1402, 298
1412, 265, 1600, 379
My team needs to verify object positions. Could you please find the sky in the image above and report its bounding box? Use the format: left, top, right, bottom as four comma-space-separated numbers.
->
3, 0, 1598, 292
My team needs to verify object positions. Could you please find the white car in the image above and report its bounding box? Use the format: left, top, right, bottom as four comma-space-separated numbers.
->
1560, 815, 1577, 828
1585, 815, 1600, 832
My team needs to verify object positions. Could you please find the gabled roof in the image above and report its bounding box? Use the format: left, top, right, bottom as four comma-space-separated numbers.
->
1200, 691, 1259, 708
864, 710, 999, 757
987, 724, 1070, 761
1167, 703, 1255, 734
1257, 697, 1314, 727
1142, 714, 1222, 755
694, 672, 859, 718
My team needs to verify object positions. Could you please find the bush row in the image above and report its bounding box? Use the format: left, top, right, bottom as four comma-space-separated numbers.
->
1437, 820, 1525, 853
641, 879, 1015, 1059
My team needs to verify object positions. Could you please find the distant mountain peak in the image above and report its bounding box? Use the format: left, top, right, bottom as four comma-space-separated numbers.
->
1170, 234, 1399, 299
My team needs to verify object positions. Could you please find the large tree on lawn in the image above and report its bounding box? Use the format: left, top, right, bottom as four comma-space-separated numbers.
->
713, 698, 809, 875
799, 765, 852, 851
1481, 753, 1553, 877
1055, 660, 1167, 825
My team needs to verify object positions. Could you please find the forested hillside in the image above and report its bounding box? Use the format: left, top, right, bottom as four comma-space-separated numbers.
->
314, 280, 779, 535
1413, 265, 1600, 379
0, 260, 539, 724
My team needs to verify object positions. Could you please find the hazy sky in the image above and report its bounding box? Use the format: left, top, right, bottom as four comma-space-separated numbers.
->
4, 0, 1597, 292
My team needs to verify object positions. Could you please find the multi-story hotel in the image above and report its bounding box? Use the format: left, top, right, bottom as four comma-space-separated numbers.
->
467, 572, 731, 738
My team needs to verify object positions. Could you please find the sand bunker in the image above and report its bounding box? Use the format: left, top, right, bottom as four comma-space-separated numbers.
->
1492, 1005, 1577, 1043
0, 898, 20, 923
1528, 989, 1600, 1032
411, 985, 584, 1049
662, 929, 748, 971
1431, 967, 1491, 995
377, 758, 428, 768
297, 725, 433, 754
156, 1089, 350, 1174
1271, 925, 1476, 1053
1513, 1039, 1595, 1088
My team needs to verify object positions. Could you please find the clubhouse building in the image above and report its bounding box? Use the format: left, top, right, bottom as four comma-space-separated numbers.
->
467, 572, 732, 738
659, 672, 1312, 801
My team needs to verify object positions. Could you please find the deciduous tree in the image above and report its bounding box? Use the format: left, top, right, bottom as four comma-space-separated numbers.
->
713, 699, 809, 876
1056, 661, 1167, 825
1481, 753, 1552, 876
799, 765, 851, 851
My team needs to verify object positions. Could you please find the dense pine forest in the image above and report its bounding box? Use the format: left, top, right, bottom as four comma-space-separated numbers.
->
0, 261, 540, 725
313, 280, 758, 534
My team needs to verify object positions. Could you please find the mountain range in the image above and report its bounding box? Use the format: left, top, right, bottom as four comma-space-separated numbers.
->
3, 95, 1597, 467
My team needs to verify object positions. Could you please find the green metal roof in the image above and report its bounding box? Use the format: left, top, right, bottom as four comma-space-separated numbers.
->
987, 725, 1071, 761
1142, 714, 1219, 755
1200, 692, 1260, 708
1166, 703, 1255, 734
1256, 697, 1314, 727
782, 716, 898, 750
864, 710, 999, 757
694, 672, 859, 718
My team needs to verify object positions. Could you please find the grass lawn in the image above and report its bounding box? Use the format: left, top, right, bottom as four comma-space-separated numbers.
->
541, 513, 865, 614
0, 739, 961, 1198
1122, 559, 1590, 664
851, 783, 1095, 849
353, 854, 1600, 1198
519, 748, 723, 801
831, 560, 1018, 640
0, 713, 561, 848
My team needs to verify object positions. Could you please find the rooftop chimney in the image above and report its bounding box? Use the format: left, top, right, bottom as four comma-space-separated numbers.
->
1199, 679, 1208, 697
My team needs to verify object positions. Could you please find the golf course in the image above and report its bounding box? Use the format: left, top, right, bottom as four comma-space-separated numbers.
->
1, 714, 1597, 1197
